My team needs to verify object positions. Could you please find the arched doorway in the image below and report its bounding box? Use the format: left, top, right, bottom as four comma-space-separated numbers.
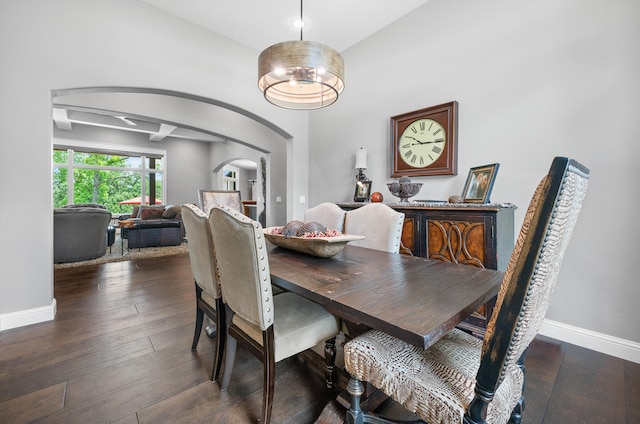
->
52, 87, 291, 226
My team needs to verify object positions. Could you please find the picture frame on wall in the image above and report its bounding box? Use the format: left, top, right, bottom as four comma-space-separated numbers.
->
354, 180, 372, 202
462, 163, 499, 204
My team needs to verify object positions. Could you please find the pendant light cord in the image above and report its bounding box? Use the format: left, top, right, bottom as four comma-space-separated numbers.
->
300, 0, 303, 41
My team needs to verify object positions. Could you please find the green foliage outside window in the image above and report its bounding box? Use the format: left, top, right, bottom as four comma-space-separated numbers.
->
53, 149, 163, 213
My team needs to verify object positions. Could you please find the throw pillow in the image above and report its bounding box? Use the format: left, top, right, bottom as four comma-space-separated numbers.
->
162, 204, 181, 219
139, 206, 165, 220
131, 205, 140, 218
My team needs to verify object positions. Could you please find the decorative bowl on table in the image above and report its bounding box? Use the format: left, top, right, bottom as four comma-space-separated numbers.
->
387, 176, 423, 203
264, 228, 365, 258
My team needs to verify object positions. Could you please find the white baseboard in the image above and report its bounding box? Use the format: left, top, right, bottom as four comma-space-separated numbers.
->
539, 318, 640, 364
0, 299, 57, 331
2, 304, 638, 364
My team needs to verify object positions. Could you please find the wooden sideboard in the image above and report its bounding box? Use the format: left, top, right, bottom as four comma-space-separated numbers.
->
337, 201, 516, 336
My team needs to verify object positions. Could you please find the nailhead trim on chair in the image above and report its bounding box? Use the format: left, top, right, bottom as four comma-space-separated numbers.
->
394, 217, 403, 251
183, 202, 207, 218
214, 205, 274, 327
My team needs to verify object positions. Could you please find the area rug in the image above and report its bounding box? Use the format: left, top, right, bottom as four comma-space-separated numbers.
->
54, 236, 189, 269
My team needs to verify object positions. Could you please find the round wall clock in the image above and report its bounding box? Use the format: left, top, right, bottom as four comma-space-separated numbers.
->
391, 101, 458, 177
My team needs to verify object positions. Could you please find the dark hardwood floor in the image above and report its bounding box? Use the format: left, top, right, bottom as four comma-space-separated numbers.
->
0, 253, 638, 423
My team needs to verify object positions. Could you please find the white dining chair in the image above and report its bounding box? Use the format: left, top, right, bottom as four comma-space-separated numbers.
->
208, 205, 341, 424
180, 203, 225, 382
304, 202, 346, 232
344, 203, 405, 253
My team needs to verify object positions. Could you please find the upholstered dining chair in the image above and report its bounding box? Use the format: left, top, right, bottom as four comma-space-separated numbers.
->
208, 205, 341, 424
343, 157, 590, 424
180, 203, 225, 382
198, 189, 242, 215
304, 202, 347, 232
344, 203, 405, 253
196, 190, 244, 336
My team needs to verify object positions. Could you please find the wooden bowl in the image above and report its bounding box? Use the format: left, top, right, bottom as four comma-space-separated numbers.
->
264, 228, 365, 258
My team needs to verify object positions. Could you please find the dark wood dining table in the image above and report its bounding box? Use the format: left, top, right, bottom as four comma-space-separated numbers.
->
267, 244, 505, 351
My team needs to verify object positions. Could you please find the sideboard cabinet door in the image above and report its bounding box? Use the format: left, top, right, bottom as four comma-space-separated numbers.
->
400, 210, 419, 256
423, 213, 493, 269
422, 212, 498, 335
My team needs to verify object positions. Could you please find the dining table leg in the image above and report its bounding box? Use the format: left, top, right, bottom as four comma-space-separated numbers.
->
324, 337, 337, 389
345, 377, 365, 424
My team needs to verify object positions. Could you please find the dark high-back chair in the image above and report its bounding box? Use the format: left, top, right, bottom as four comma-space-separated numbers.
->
343, 157, 590, 424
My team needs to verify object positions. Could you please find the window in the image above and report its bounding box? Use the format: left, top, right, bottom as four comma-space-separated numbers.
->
53, 145, 165, 213
222, 165, 239, 191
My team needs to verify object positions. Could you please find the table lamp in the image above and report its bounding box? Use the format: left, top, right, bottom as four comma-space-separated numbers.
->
355, 147, 369, 182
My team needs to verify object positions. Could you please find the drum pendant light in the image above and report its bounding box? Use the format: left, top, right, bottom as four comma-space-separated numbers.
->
258, 0, 345, 110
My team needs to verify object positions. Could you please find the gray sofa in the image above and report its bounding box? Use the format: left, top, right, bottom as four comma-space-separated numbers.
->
54, 204, 112, 263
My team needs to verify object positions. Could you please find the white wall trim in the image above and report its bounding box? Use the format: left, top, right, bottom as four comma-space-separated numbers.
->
53, 137, 167, 157
0, 299, 57, 332
2, 302, 639, 365
539, 318, 640, 364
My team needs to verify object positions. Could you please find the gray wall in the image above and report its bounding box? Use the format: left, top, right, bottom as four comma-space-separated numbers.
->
237, 168, 256, 202
208, 135, 288, 226
0, 0, 308, 327
1, 0, 639, 361
309, 0, 640, 352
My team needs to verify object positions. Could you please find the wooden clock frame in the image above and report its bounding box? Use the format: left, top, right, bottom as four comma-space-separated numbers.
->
391, 101, 458, 178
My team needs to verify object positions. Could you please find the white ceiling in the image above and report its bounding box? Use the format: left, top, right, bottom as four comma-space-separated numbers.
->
54, 1, 430, 151
139, 0, 430, 52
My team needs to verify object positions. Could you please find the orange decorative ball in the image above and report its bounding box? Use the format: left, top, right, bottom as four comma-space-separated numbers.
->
370, 192, 383, 202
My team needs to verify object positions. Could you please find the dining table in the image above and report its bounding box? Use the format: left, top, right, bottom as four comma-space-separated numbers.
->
267, 243, 505, 351
266, 243, 505, 421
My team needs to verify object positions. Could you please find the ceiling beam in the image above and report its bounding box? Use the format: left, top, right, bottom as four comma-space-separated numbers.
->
150, 123, 178, 142
52, 108, 73, 130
